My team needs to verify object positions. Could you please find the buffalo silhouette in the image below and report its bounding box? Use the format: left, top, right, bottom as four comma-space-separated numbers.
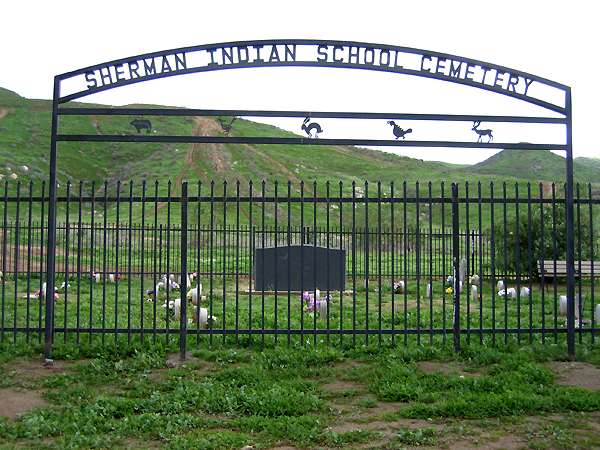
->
130, 119, 152, 133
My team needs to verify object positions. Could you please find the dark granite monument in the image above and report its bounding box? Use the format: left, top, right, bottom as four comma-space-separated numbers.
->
253, 245, 346, 291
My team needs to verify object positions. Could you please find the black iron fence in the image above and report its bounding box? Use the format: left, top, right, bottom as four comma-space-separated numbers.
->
0, 180, 598, 351
0, 222, 492, 279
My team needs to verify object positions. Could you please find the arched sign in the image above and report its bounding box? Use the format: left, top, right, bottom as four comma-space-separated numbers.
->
58, 40, 567, 114
44, 40, 576, 359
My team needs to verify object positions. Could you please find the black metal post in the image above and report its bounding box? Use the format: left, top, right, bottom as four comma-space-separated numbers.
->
44, 77, 60, 364
451, 183, 461, 353
179, 181, 188, 360
565, 88, 576, 359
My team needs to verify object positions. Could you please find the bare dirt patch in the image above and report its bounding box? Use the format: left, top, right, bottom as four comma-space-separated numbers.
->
3, 358, 78, 383
454, 434, 524, 450
168, 354, 216, 373
331, 416, 435, 434
548, 361, 600, 390
330, 395, 406, 422
91, 116, 102, 134
163, 116, 229, 211
149, 355, 215, 381
0, 108, 9, 120
334, 359, 370, 371
322, 380, 364, 394
166, 353, 205, 369
353, 400, 406, 420
0, 388, 47, 419
121, 437, 164, 449
192, 117, 231, 173
418, 361, 482, 378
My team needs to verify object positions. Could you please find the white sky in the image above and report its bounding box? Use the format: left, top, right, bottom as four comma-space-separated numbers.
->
1, 0, 598, 164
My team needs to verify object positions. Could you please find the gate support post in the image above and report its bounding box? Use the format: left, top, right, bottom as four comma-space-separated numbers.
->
179, 181, 188, 361
451, 183, 461, 353
44, 77, 60, 364
565, 88, 576, 360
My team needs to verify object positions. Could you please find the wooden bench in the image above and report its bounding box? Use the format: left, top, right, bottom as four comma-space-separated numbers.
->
538, 260, 599, 288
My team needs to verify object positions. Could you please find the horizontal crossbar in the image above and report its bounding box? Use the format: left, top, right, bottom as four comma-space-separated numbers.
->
5, 197, 600, 205
0, 327, 579, 335
56, 134, 567, 150
57, 108, 566, 124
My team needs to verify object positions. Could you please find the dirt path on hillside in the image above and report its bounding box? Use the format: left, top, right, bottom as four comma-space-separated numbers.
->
90, 116, 102, 134
0, 108, 9, 120
175, 117, 229, 185
157, 117, 229, 212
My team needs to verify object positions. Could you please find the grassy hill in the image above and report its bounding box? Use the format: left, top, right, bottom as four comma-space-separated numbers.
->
470, 149, 599, 184
575, 156, 600, 172
0, 86, 598, 227
3, 86, 599, 189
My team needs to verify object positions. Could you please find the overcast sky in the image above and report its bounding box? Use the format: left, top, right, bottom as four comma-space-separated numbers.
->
1, 0, 597, 165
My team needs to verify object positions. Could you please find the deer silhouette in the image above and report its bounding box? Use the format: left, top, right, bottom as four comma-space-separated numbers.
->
217, 117, 237, 134
472, 121, 493, 143
387, 121, 412, 139
301, 116, 322, 138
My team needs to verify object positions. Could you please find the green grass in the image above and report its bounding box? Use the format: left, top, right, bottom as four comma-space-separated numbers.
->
394, 427, 437, 446
0, 273, 597, 350
0, 341, 600, 449
368, 356, 600, 418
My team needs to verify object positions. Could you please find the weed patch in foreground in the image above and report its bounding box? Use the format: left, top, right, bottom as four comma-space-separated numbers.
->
368, 351, 600, 419
1, 343, 600, 449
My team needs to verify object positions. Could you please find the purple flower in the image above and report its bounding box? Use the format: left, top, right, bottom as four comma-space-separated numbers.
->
304, 294, 331, 314
301, 291, 314, 305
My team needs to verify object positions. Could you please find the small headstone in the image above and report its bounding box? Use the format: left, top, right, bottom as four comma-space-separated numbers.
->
559, 295, 568, 316
559, 295, 582, 318
459, 258, 467, 283
520, 287, 531, 297
393, 280, 405, 294
497, 280, 505, 291
471, 284, 478, 299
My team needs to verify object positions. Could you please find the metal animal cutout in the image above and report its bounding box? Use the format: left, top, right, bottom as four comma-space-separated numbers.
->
218, 117, 237, 134
301, 116, 322, 138
387, 121, 412, 139
472, 121, 493, 143
130, 119, 152, 133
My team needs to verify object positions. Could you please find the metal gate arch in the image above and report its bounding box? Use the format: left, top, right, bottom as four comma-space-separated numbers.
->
44, 40, 576, 360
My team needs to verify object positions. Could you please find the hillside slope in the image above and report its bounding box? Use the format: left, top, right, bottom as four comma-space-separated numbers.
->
575, 157, 600, 172
1, 87, 599, 227
1, 86, 599, 204
470, 149, 599, 184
